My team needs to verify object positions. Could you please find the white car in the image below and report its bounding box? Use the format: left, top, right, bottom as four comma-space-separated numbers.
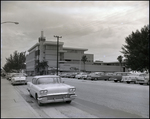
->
11, 73, 27, 85
27, 75, 77, 106
121, 73, 146, 84
136, 73, 149, 85
75, 72, 88, 79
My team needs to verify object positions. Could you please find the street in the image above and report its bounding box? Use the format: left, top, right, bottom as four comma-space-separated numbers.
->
10, 77, 149, 118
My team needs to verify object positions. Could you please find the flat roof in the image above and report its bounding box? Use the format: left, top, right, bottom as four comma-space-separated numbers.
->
28, 43, 39, 52
43, 41, 64, 45
63, 47, 88, 51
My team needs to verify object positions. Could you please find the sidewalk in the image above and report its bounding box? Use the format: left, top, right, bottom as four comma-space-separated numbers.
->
1, 77, 41, 118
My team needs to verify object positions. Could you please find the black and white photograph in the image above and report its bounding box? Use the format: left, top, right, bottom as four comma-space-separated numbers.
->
1, 1, 149, 118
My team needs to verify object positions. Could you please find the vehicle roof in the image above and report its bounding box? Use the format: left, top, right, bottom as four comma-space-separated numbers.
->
33, 75, 60, 78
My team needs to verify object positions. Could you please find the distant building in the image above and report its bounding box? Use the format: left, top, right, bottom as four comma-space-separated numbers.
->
26, 31, 127, 75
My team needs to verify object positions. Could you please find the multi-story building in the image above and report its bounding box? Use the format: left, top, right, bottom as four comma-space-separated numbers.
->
26, 31, 127, 75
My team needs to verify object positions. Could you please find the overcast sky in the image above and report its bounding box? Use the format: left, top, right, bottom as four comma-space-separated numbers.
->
1, 1, 149, 67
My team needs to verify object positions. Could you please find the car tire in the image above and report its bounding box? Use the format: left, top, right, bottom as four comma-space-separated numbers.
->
35, 94, 43, 106
114, 80, 117, 82
29, 92, 33, 97
147, 81, 149, 85
104, 79, 107, 81
11, 82, 15, 86
139, 83, 143, 85
127, 81, 130, 84
66, 101, 71, 104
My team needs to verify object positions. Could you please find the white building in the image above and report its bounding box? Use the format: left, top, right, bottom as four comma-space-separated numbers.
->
26, 31, 127, 75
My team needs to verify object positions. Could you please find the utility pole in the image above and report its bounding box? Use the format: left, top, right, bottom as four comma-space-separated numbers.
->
54, 35, 62, 75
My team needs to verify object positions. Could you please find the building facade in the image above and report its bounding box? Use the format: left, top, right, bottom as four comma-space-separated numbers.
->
26, 31, 127, 75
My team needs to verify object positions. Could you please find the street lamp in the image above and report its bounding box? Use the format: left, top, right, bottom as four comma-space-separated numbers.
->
1, 21, 19, 24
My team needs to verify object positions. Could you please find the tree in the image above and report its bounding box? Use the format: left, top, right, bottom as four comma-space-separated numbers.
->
35, 60, 49, 75
3, 51, 26, 72
81, 55, 87, 71
121, 25, 149, 72
117, 55, 123, 71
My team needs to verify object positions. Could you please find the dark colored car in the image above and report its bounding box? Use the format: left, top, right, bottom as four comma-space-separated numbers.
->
109, 72, 132, 82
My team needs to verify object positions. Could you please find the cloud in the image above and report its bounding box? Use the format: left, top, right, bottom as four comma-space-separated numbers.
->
1, 1, 149, 67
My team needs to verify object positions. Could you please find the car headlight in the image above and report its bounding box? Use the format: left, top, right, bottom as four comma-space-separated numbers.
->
69, 88, 76, 92
40, 90, 48, 94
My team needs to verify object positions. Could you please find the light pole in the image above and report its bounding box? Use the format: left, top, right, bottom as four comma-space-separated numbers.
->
1, 21, 19, 24
54, 35, 62, 75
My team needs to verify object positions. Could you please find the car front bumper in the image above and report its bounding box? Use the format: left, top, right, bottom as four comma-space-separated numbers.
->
38, 94, 77, 104
12, 80, 26, 84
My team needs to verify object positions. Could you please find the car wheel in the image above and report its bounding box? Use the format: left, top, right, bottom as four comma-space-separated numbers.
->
114, 80, 117, 82
11, 82, 15, 86
29, 92, 33, 97
66, 101, 71, 104
104, 79, 107, 81
127, 81, 130, 84
147, 81, 149, 85
139, 83, 143, 85
35, 94, 42, 106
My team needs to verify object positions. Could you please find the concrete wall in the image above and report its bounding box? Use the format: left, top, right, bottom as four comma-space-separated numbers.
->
26, 51, 36, 71
64, 52, 82, 60
59, 63, 126, 72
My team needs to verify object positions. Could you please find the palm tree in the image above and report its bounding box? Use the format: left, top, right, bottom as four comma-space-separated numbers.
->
81, 55, 87, 72
117, 55, 123, 71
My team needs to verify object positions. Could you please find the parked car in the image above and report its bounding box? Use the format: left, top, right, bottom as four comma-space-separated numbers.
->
122, 73, 146, 84
136, 73, 149, 85
11, 73, 27, 85
87, 72, 105, 81
109, 72, 132, 82
65, 73, 79, 78
75, 72, 88, 79
69, 72, 79, 78
27, 75, 77, 106
60, 73, 70, 78
6, 73, 18, 81
86, 72, 96, 80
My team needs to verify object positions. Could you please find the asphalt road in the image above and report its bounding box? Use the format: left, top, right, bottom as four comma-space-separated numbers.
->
14, 77, 149, 118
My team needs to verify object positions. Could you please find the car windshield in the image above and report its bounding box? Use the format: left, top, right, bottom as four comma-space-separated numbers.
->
37, 77, 61, 84
12, 73, 25, 77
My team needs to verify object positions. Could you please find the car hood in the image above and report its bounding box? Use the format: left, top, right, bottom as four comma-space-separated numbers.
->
37, 83, 75, 94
